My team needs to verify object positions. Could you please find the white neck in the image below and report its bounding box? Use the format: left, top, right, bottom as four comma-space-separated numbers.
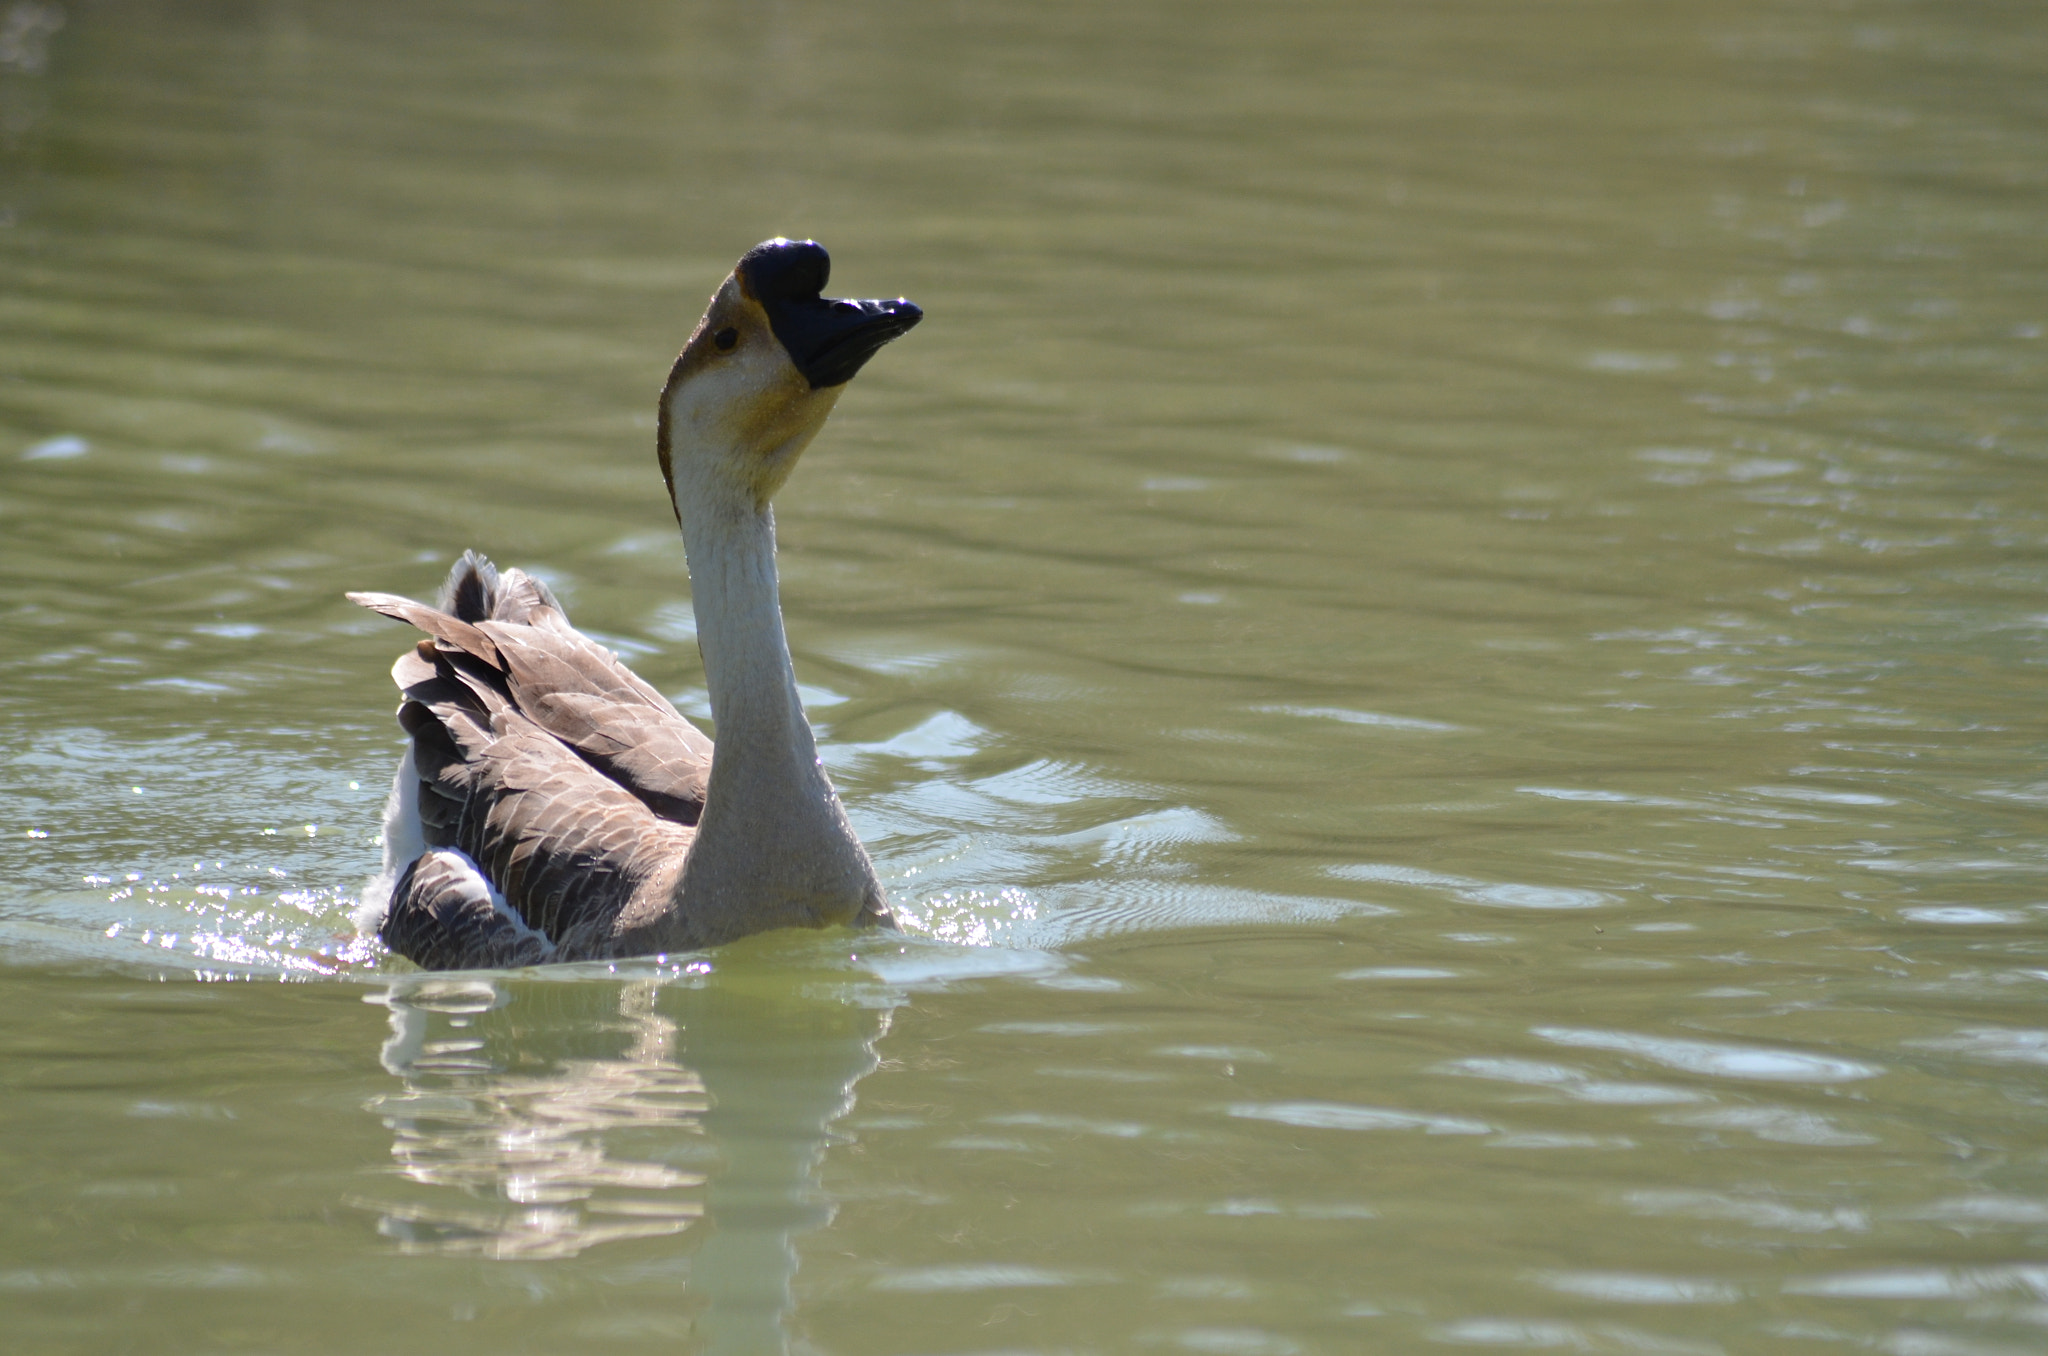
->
658, 477, 881, 946
685, 497, 810, 765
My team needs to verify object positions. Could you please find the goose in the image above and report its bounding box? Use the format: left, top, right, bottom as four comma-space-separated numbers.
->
348, 238, 921, 969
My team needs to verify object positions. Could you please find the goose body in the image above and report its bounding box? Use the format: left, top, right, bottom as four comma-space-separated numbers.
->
351, 239, 920, 969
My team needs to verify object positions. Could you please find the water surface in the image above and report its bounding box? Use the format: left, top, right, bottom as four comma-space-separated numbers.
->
4, 1, 2047, 1352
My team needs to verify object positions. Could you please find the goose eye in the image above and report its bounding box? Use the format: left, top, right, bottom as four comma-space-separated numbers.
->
713, 327, 739, 352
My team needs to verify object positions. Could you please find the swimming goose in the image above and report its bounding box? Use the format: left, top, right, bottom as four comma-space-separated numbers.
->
349, 238, 921, 969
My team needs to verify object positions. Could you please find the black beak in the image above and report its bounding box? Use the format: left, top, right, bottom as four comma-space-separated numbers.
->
738, 238, 923, 389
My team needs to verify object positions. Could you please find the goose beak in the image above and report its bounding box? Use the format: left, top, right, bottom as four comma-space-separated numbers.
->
738, 238, 923, 389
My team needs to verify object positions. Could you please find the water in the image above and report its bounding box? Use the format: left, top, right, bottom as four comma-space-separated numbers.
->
3, 0, 2046, 1350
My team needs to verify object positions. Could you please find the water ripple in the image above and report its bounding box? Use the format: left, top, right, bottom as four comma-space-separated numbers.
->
1533, 1028, 1882, 1084
1224, 1102, 1492, 1136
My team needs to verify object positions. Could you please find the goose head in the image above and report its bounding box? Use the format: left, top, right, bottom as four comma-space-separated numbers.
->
658, 238, 921, 515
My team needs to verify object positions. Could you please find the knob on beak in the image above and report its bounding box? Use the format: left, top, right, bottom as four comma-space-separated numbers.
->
738, 239, 923, 389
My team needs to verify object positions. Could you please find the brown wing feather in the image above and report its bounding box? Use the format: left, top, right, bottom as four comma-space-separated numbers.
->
348, 581, 712, 826
348, 591, 501, 667
405, 690, 695, 952
473, 615, 712, 824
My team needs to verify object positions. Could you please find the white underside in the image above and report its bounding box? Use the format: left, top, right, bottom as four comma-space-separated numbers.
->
354, 745, 424, 935
354, 743, 551, 958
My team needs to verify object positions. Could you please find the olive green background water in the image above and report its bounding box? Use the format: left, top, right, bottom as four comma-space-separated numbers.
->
3, 1, 2046, 1352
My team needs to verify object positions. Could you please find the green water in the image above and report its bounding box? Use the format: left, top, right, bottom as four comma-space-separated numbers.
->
4, 1, 2047, 1351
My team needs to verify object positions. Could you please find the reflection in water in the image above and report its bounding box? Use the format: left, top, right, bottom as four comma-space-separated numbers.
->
360, 967, 891, 1354
363, 979, 709, 1260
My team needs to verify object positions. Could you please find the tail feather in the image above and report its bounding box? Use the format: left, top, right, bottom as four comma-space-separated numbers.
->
439, 550, 501, 623
438, 549, 565, 626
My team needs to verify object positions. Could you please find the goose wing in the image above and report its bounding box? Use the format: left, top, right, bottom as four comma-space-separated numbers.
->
390, 646, 693, 953
349, 555, 711, 825
471, 614, 712, 826
350, 555, 712, 961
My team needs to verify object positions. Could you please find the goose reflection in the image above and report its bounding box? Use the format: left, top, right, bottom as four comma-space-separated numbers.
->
364, 978, 712, 1259
361, 964, 890, 1351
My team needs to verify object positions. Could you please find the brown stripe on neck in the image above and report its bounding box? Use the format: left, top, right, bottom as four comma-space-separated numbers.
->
657, 288, 736, 525
655, 346, 688, 526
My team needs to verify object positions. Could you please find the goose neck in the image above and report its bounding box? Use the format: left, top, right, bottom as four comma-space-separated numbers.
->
680, 499, 810, 753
